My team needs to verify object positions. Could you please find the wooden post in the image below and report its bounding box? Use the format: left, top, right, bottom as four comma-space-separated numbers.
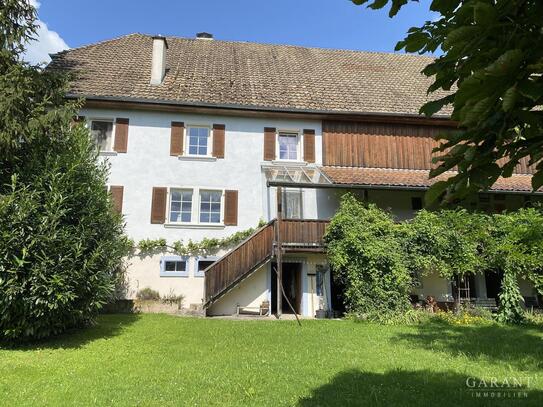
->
276, 186, 283, 318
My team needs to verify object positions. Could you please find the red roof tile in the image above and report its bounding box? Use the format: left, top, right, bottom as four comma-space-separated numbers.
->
321, 167, 540, 193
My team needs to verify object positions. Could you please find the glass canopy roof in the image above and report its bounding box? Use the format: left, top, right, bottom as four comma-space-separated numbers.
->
263, 165, 332, 187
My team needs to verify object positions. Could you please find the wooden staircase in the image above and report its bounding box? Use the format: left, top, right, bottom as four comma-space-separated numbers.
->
203, 219, 328, 308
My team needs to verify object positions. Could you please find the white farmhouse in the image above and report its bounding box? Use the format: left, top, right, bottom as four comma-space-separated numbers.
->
50, 33, 542, 317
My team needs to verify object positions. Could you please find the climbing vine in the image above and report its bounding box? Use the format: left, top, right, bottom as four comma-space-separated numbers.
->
132, 220, 267, 257
325, 193, 543, 324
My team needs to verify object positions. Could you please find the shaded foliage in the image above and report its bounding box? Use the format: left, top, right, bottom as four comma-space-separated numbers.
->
0, 0, 129, 340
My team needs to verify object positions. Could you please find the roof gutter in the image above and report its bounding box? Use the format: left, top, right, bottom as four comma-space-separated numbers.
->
266, 180, 542, 195
68, 94, 454, 125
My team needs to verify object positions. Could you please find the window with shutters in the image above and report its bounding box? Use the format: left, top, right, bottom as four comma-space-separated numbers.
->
186, 126, 211, 156
278, 132, 300, 161
199, 190, 222, 224
164, 187, 227, 227
169, 189, 193, 223
90, 119, 114, 152
160, 256, 189, 277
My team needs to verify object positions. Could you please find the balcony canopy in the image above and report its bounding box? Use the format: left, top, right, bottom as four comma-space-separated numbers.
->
264, 165, 333, 188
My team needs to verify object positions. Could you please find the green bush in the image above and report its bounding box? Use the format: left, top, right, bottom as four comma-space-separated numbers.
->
0, 124, 129, 341
136, 288, 161, 301
325, 194, 412, 318
0, 3, 128, 340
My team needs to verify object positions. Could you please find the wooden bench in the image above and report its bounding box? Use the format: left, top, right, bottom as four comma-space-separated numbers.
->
236, 301, 270, 316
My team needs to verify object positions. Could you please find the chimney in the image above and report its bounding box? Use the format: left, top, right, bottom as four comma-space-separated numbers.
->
196, 32, 213, 40
150, 35, 168, 85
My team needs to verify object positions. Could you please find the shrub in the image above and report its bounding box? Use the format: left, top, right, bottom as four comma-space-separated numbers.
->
161, 290, 184, 307
0, 3, 129, 340
349, 308, 433, 325
136, 288, 161, 301
325, 194, 412, 317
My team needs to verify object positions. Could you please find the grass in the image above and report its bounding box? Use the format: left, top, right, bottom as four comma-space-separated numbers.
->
1, 314, 542, 406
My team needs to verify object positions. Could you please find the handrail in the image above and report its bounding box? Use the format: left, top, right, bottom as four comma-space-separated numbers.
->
204, 218, 330, 307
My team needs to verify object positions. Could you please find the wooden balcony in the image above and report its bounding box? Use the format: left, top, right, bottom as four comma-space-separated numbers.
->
204, 219, 329, 306
279, 219, 329, 251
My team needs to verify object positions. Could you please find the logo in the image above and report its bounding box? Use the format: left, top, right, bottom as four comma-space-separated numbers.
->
465, 377, 534, 399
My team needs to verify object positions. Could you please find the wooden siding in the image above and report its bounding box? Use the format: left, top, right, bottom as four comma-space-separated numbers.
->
323, 120, 535, 174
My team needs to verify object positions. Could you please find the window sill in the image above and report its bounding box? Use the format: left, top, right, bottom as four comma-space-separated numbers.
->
164, 223, 225, 230
178, 156, 217, 162
159, 272, 189, 278
99, 151, 118, 157
194, 273, 205, 278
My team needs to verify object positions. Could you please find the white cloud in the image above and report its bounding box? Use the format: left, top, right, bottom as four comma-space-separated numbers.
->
23, 0, 69, 65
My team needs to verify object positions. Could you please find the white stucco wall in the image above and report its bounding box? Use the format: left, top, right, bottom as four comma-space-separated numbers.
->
81, 107, 322, 304
207, 263, 270, 316
411, 272, 453, 302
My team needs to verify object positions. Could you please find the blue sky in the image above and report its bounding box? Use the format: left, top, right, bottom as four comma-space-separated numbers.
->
26, 0, 436, 64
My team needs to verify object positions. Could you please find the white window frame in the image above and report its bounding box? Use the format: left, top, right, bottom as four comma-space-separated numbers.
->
194, 256, 219, 277
184, 125, 212, 157
88, 118, 116, 154
276, 131, 302, 162
165, 187, 224, 227
198, 189, 223, 225
160, 255, 189, 277
283, 188, 304, 219
168, 188, 194, 224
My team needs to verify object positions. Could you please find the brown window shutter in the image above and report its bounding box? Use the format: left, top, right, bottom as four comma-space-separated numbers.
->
303, 129, 316, 163
109, 185, 124, 214
224, 190, 238, 226
113, 118, 129, 153
263, 127, 276, 161
170, 121, 184, 156
212, 124, 225, 158
150, 187, 167, 224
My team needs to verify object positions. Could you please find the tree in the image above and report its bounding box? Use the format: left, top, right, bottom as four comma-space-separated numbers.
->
352, 1, 543, 203
0, 0, 129, 340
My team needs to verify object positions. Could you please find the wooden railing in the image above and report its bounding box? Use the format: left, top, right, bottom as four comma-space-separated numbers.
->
279, 219, 329, 249
204, 221, 275, 305
204, 219, 329, 306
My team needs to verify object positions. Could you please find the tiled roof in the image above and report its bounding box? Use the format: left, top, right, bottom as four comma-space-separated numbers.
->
321, 167, 540, 193
49, 33, 450, 116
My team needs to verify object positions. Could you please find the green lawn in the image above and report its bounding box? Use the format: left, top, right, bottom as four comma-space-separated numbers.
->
1, 315, 542, 406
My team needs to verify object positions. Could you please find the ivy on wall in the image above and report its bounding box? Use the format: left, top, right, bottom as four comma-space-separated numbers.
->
131, 220, 267, 257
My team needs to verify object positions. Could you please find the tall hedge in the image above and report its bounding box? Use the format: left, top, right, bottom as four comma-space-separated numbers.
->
0, 0, 128, 340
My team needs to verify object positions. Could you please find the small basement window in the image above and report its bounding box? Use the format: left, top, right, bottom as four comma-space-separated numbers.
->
160, 256, 189, 277
195, 258, 218, 277
90, 120, 114, 151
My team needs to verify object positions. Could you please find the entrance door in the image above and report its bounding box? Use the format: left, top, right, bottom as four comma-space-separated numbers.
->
271, 262, 302, 314
307, 273, 318, 317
